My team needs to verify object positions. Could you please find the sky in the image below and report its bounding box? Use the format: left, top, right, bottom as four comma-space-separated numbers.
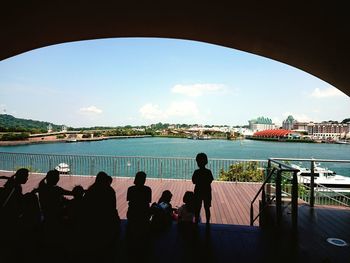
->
0, 37, 349, 128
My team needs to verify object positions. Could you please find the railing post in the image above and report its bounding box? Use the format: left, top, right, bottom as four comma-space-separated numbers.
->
291, 170, 298, 229
310, 160, 315, 207
276, 169, 282, 224
250, 204, 254, 226
263, 160, 272, 207
160, 160, 163, 181
90, 158, 94, 177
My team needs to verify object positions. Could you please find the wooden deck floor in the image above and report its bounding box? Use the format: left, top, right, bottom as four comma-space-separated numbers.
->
1, 171, 350, 263
0, 171, 262, 226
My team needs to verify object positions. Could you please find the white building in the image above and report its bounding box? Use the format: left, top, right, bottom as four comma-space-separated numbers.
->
248, 117, 276, 132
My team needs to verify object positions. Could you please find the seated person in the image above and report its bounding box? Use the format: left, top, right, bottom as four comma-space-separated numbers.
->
176, 191, 196, 225
150, 190, 175, 230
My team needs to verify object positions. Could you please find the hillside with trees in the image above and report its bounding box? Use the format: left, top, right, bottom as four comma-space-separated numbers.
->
0, 114, 65, 133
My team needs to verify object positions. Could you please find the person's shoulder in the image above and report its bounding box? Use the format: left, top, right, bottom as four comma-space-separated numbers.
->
193, 169, 200, 175
204, 168, 213, 174
128, 185, 136, 191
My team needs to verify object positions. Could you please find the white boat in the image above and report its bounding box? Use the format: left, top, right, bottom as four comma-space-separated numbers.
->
335, 140, 350, 145
198, 135, 211, 140
291, 163, 350, 193
55, 163, 70, 174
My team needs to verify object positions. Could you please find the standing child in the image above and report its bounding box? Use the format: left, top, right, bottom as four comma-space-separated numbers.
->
192, 152, 214, 224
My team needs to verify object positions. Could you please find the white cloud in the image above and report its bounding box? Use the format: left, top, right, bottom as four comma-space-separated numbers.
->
79, 105, 103, 114
139, 100, 200, 121
171, 83, 226, 97
139, 103, 165, 120
311, 87, 345, 98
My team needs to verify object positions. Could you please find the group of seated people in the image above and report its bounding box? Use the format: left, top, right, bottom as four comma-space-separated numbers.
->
0, 168, 198, 246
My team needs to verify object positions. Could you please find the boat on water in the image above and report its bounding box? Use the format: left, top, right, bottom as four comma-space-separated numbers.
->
187, 134, 211, 140
55, 163, 70, 174
198, 135, 211, 140
334, 140, 350, 145
291, 163, 350, 193
66, 138, 77, 143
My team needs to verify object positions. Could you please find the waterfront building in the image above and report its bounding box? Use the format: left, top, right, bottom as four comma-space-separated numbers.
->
252, 129, 300, 139
307, 121, 350, 140
47, 124, 53, 133
293, 122, 309, 132
248, 116, 276, 132
282, 115, 297, 130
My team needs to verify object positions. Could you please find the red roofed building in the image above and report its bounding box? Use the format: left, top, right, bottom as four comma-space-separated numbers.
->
253, 129, 300, 139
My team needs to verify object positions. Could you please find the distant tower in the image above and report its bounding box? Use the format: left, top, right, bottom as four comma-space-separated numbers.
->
61, 125, 67, 132
47, 124, 53, 133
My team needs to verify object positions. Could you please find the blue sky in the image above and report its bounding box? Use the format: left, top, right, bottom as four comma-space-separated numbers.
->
0, 37, 349, 128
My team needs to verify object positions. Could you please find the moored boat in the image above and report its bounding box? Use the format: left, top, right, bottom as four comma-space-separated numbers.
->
55, 163, 70, 174
291, 163, 350, 193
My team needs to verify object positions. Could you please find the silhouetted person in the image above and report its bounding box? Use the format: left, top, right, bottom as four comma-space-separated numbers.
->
37, 169, 72, 227
65, 185, 85, 228
126, 171, 152, 262
192, 153, 214, 224
0, 168, 29, 262
150, 190, 174, 231
82, 171, 120, 254
177, 191, 195, 225
176, 190, 198, 261
0, 168, 29, 229
127, 171, 152, 228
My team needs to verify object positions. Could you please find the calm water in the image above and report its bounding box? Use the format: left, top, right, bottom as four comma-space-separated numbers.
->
0, 137, 349, 175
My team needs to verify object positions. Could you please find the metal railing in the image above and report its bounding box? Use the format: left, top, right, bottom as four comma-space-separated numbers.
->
271, 158, 350, 207
250, 158, 350, 227
0, 152, 267, 180
297, 176, 350, 206
250, 159, 299, 227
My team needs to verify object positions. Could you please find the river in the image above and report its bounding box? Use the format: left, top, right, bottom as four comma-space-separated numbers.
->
0, 137, 349, 176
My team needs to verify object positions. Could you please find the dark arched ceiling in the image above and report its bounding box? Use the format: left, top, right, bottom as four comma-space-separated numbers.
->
1, 1, 349, 96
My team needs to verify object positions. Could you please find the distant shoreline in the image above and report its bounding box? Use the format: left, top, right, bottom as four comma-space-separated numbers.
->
0, 135, 152, 146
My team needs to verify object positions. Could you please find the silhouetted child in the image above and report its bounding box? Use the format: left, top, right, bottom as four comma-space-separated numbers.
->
126, 171, 152, 229
192, 152, 214, 224
150, 190, 174, 231
65, 185, 85, 227
177, 191, 195, 224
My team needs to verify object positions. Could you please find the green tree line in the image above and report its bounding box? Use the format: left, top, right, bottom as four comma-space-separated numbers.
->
0, 114, 63, 133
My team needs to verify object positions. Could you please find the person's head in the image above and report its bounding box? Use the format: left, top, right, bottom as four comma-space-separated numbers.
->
159, 190, 172, 203
196, 152, 208, 168
95, 171, 111, 186
14, 168, 29, 184
183, 191, 194, 204
46, 169, 60, 186
72, 185, 85, 199
134, 171, 146, 186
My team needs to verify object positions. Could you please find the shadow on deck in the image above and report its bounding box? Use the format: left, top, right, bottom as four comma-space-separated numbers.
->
2, 205, 350, 263
1, 173, 349, 263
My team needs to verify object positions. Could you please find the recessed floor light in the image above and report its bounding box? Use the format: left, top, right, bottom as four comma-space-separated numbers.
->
326, 238, 348, 247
